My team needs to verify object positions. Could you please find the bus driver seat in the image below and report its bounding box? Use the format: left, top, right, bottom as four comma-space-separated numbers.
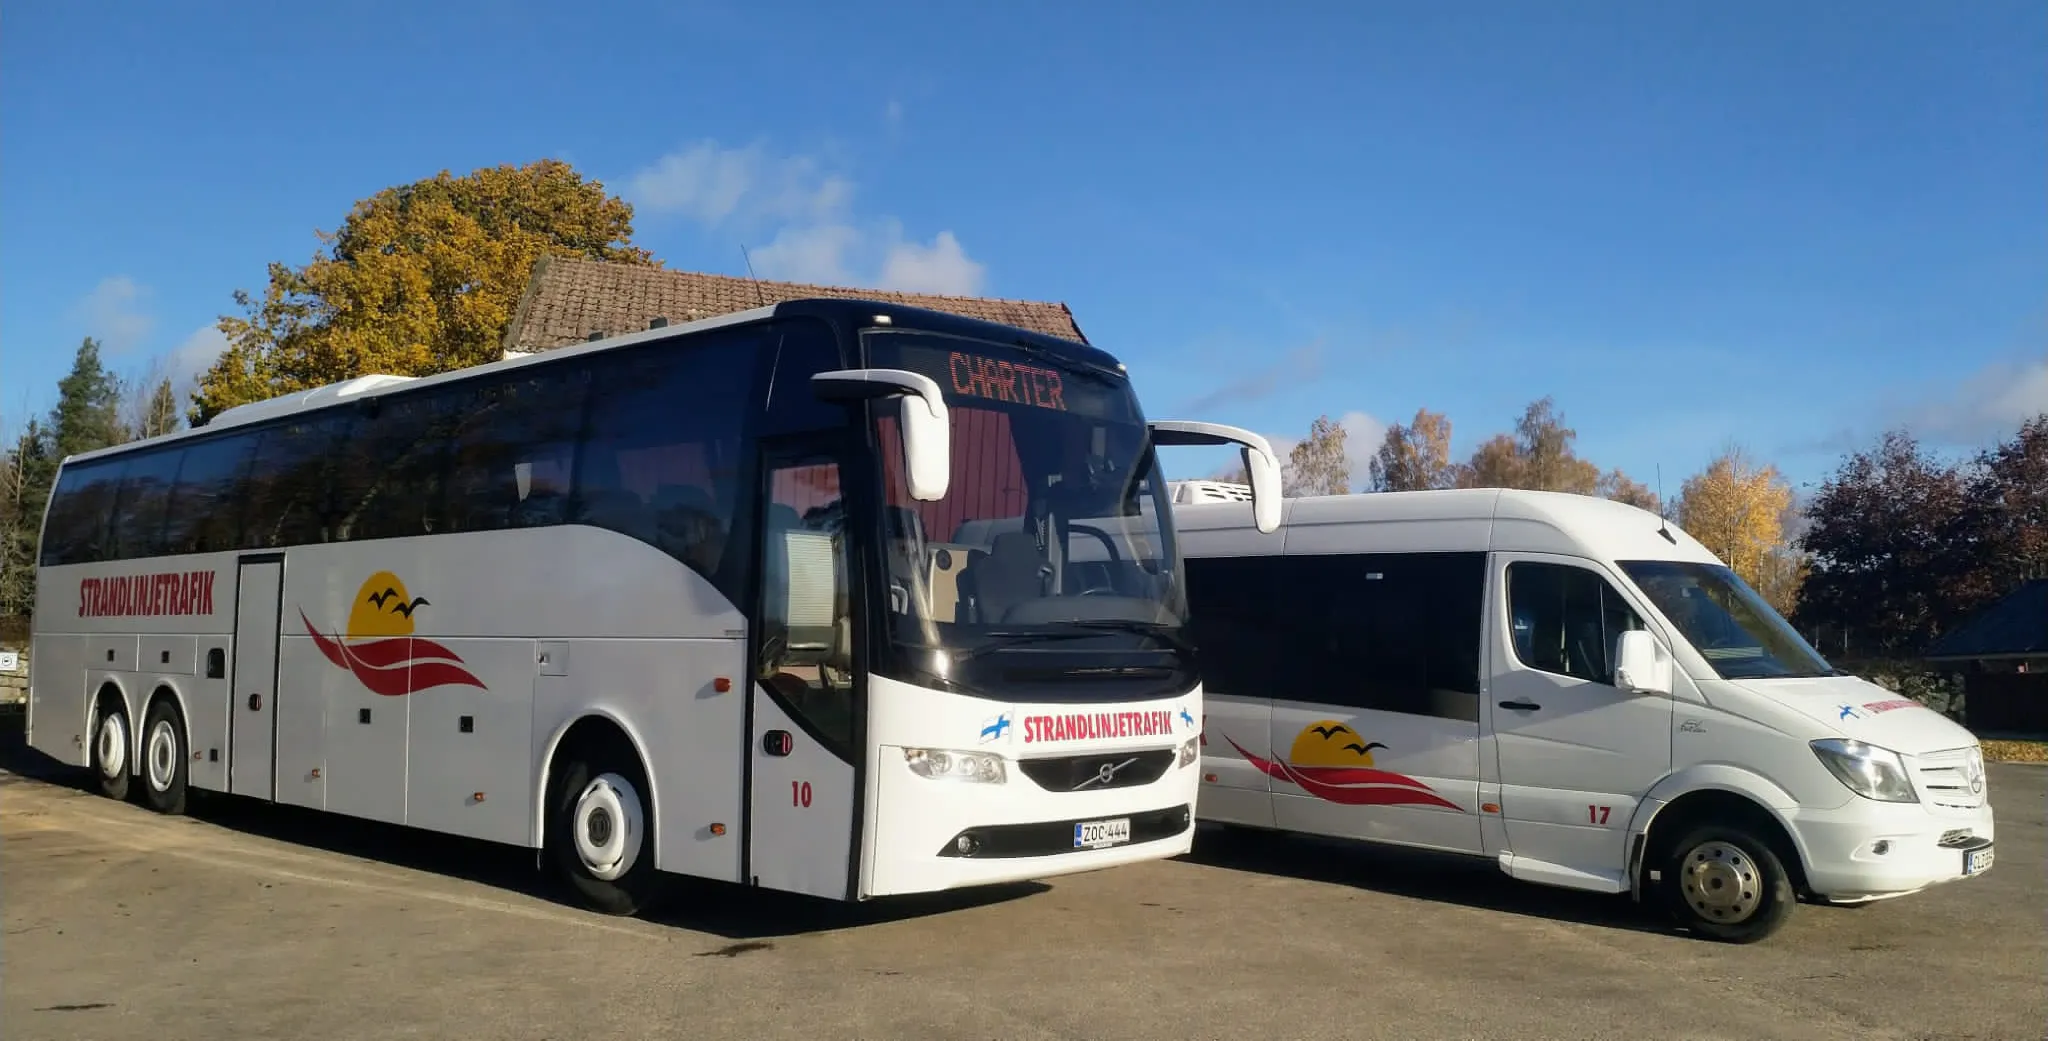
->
962, 531, 1049, 623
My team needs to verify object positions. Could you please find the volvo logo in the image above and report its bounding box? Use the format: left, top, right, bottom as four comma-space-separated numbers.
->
1073, 757, 1139, 791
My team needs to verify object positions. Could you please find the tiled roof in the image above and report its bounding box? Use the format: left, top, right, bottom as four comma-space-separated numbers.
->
1925, 579, 2048, 659
502, 256, 1088, 353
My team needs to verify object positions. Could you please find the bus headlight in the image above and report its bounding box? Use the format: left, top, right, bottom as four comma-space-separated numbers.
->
1811, 738, 1918, 803
1176, 736, 1199, 768
903, 748, 1006, 784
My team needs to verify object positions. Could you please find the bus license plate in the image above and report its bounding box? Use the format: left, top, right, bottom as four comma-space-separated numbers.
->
1964, 845, 1994, 875
1073, 817, 1131, 850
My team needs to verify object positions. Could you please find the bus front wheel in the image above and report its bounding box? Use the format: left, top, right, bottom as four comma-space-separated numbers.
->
544, 748, 662, 916
1658, 823, 1795, 944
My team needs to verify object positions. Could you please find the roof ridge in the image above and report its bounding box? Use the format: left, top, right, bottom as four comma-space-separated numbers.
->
545, 255, 1073, 309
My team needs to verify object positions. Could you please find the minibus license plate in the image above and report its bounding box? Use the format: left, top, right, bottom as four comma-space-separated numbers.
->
1964, 845, 1994, 875
1073, 817, 1131, 849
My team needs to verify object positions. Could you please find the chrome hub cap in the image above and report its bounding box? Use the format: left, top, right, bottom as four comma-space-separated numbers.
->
1680, 840, 1762, 923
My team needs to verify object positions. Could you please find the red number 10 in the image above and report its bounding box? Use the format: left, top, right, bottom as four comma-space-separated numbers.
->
1588, 804, 1611, 825
792, 781, 812, 808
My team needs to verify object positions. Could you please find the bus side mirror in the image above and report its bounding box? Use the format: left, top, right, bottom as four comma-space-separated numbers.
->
811, 368, 951, 502
1148, 420, 1283, 534
1614, 630, 1672, 696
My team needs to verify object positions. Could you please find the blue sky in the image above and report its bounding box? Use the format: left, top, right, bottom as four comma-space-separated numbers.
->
3, 1, 2042, 494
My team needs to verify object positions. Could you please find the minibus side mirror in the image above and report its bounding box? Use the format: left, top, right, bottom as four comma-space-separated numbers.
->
1149, 420, 1284, 534
812, 368, 951, 502
1613, 630, 1673, 696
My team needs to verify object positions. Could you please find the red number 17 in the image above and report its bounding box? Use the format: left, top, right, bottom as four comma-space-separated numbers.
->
1588, 804, 1611, 825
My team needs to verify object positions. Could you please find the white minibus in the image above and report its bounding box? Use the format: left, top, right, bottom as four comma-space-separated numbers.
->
1170, 483, 1994, 943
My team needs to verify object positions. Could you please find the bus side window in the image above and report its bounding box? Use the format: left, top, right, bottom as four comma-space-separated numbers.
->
164, 433, 257, 554
1506, 562, 1643, 686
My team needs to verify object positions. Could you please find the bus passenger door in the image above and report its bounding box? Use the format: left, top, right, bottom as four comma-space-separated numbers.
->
229, 557, 284, 799
746, 447, 860, 900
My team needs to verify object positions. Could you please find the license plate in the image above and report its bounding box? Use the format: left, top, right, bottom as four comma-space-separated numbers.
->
1073, 817, 1132, 849
1964, 845, 1994, 875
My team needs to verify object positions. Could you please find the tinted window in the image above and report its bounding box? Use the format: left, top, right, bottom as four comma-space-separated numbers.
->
108, 448, 183, 559
440, 367, 584, 534
40, 459, 122, 565
572, 329, 756, 590
330, 391, 455, 542
1506, 562, 1644, 686
761, 317, 846, 436
241, 413, 347, 548
40, 321, 787, 570
1184, 551, 1485, 721
165, 433, 256, 554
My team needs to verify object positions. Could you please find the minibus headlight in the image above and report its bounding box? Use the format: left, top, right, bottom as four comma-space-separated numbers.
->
1810, 738, 1918, 803
903, 748, 1006, 784
1176, 735, 1199, 768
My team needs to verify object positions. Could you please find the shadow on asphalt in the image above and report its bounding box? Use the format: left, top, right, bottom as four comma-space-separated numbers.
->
1178, 822, 1681, 938
0, 710, 1043, 940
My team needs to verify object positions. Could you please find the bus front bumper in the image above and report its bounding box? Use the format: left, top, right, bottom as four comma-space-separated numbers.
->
862, 746, 1198, 897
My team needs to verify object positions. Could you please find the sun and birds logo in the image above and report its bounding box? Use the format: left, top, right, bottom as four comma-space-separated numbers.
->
300, 571, 485, 696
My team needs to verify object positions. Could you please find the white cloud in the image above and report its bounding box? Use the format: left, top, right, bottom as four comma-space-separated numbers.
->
626, 140, 850, 227
1338, 410, 1387, 477
164, 324, 229, 388
71, 276, 155, 353
625, 140, 985, 295
1898, 354, 2048, 446
879, 229, 984, 295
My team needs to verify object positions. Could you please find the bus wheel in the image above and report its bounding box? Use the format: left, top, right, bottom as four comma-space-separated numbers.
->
545, 751, 661, 916
139, 700, 189, 815
1660, 824, 1795, 944
92, 705, 132, 801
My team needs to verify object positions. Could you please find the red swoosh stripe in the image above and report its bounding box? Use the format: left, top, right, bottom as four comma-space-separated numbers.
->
299, 611, 487, 696
1224, 736, 1464, 812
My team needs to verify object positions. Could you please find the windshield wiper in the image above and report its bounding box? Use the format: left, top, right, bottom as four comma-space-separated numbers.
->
952, 628, 1113, 662
1046, 619, 1196, 658
951, 621, 1194, 662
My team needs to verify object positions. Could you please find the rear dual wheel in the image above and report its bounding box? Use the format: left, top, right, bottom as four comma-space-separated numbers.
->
139, 700, 189, 815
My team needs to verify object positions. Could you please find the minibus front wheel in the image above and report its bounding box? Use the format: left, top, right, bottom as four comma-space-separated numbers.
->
1658, 823, 1796, 944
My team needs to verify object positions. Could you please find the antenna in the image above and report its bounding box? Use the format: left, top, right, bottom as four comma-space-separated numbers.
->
1655, 464, 1676, 543
739, 245, 767, 307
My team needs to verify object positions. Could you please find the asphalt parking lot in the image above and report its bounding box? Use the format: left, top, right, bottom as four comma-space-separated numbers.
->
3, 727, 2041, 1041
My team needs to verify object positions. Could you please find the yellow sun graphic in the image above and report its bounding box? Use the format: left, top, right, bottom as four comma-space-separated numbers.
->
344, 570, 424, 639
1287, 720, 1388, 767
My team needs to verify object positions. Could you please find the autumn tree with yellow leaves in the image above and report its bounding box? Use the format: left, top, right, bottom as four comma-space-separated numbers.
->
1675, 446, 1804, 613
189, 159, 657, 424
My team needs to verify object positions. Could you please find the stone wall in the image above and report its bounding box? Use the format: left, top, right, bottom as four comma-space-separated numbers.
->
0, 644, 26, 705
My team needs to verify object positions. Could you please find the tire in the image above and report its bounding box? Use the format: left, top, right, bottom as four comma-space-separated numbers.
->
139, 699, 189, 815
1659, 823, 1796, 943
91, 703, 132, 801
543, 747, 663, 916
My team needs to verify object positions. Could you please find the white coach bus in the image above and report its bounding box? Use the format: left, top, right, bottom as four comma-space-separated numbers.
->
1172, 484, 1993, 943
26, 298, 1282, 915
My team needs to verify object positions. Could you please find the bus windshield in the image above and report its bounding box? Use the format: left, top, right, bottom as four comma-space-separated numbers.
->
1618, 560, 1837, 680
862, 330, 1190, 695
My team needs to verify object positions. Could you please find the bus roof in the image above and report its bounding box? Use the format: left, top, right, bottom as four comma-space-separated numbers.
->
1172, 485, 1723, 566
58, 296, 1131, 467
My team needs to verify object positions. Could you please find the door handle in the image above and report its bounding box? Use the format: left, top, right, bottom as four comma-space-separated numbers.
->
1498, 699, 1541, 711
